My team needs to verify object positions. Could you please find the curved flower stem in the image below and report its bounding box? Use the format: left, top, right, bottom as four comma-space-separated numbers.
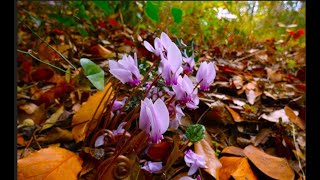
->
193, 79, 203, 93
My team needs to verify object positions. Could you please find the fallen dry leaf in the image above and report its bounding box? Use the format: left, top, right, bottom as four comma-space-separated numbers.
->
18, 134, 25, 146
219, 156, 258, 180
194, 138, 222, 180
284, 105, 305, 131
37, 127, 73, 144
221, 146, 245, 156
41, 106, 64, 131
243, 145, 295, 180
72, 83, 113, 142
259, 108, 298, 124
225, 105, 243, 122
18, 147, 83, 180
19, 103, 39, 114
90, 44, 115, 59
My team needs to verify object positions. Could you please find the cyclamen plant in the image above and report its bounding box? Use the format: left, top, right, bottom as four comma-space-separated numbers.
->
99, 32, 216, 179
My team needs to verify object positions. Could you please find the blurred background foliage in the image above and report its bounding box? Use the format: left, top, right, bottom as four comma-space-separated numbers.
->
18, 1, 305, 51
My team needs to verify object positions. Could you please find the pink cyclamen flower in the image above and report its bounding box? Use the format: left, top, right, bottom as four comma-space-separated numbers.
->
94, 122, 130, 147
184, 149, 207, 175
109, 53, 141, 86
168, 104, 185, 129
144, 37, 163, 56
196, 62, 216, 91
179, 175, 201, 180
112, 122, 130, 136
172, 75, 199, 109
111, 98, 127, 111
141, 161, 163, 173
159, 41, 183, 85
139, 98, 169, 143
183, 54, 195, 74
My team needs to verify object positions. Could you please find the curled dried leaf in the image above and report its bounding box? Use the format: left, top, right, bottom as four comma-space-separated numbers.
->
243, 145, 295, 180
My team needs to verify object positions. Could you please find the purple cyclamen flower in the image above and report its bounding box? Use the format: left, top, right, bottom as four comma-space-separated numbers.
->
139, 98, 169, 143
172, 75, 199, 109
112, 122, 129, 136
168, 104, 185, 129
179, 175, 201, 180
111, 98, 127, 111
184, 149, 207, 175
183, 54, 195, 74
159, 41, 183, 85
141, 161, 163, 173
144, 37, 163, 56
94, 122, 129, 147
196, 62, 216, 91
109, 53, 141, 86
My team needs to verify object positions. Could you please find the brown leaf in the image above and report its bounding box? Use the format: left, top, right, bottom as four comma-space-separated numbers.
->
90, 44, 115, 59
243, 145, 295, 180
41, 106, 64, 131
284, 106, 305, 131
221, 146, 245, 157
19, 103, 39, 115
225, 105, 243, 122
219, 156, 258, 180
72, 83, 113, 142
37, 127, 73, 144
18, 147, 83, 180
194, 139, 222, 179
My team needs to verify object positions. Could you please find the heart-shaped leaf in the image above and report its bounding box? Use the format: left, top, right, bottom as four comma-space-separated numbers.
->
144, 2, 159, 22
171, 7, 182, 24
80, 58, 105, 91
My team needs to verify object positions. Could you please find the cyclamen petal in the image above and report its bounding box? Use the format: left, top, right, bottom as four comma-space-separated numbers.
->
196, 62, 216, 91
179, 175, 201, 180
184, 149, 207, 175
141, 161, 163, 173
172, 75, 199, 109
108, 54, 141, 86
139, 98, 169, 143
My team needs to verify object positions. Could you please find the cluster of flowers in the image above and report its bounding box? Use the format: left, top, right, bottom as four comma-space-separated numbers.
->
100, 32, 216, 178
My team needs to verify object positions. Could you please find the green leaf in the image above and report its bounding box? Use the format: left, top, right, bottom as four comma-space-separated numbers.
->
78, 28, 88, 37
80, 58, 105, 91
171, 7, 182, 24
94, 1, 113, 15
48, 14, 77, 26
78, 5, 89, 19
186, 124, 205, 143
144, 2, 159, 22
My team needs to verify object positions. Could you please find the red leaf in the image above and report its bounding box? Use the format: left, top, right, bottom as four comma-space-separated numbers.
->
97, 20, 107, 29
108, 18, 118, 26
55, 80, 74, 98
146, 141, 172, 162
31, 67, 54, 81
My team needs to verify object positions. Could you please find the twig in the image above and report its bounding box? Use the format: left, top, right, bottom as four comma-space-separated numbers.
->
17, 49, 72, 75
234, 49, 266, 62
27, 27, 77, 69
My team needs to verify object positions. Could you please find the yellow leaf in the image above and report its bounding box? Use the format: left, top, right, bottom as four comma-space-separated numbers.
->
41, 106, 64, 131
194, 138, 222, 180
243, 145, 295, 180
18, 147, 83, 180
219, 156, 258, 180
72, 83, 113, 142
